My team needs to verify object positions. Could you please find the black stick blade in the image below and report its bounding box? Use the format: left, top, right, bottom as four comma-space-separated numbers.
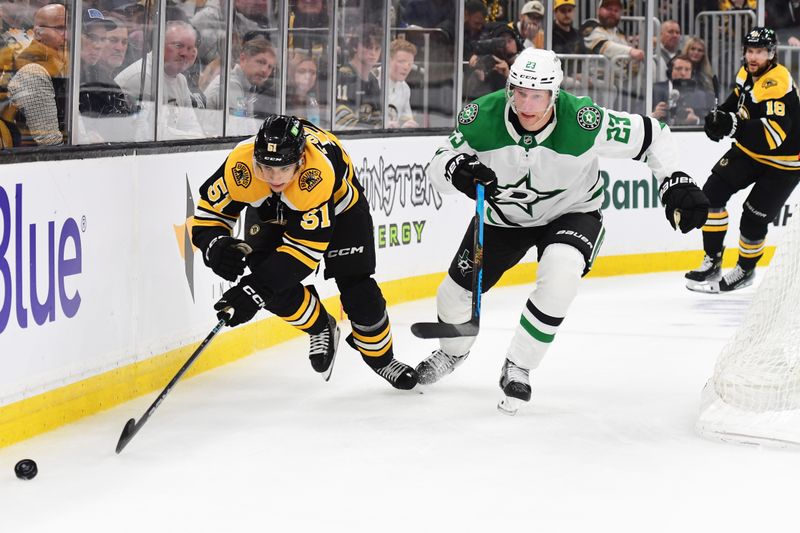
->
115, 418, 138, 454
411, 321, 479, 339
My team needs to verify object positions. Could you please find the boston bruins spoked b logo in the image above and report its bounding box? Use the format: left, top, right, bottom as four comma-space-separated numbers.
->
576, 105, 601, 130
299, 168, 322, 191
232, 161, 252, 187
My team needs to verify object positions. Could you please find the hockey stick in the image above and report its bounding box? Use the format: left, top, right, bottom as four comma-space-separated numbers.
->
411, 183, 485, 338
712, 74, 720, 112
115, 316, 228, 454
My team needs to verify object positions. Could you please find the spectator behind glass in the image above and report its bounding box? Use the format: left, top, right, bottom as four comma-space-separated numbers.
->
79, 8, 133, 139
464, 22, 520, 101
286, 52, 321, 124
387, 38, 418, 129
583, 0, 645, 63
719, 0, 756, 11
463, 0, 488, 60
114, 20, 205, 139
335, 23, 382, 129
651, 54, 714, 127
204, 36, 277, 117
99, 0, 146, 70
552, 0, 583, 54
6, 3, 68, 146
289, 0, 328, 57
682, 36, 714, 92
234, 0, 270, 37
656, 20, 682, 82
513, 1, 544, 49
98, 16, 129, 78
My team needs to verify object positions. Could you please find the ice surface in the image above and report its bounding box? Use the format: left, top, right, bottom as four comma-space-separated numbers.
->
2, 271, 799, 533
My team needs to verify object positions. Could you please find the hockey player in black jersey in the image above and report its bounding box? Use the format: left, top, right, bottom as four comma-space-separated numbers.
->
690, 27, 800, 293
191, 114, 418, 389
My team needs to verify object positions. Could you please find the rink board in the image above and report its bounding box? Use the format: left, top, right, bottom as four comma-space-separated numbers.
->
0, 132, 795, 446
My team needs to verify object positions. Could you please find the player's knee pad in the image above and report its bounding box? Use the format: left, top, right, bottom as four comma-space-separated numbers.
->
336, 275, 386, 326
436, 274, 472, 324
702, 172, 733, 208
534, 243, 585, 316
436, 274, 475, 356
740, 202, 770, 241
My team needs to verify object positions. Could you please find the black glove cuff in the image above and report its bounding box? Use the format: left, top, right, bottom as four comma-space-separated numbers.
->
204, 234, 230, 263
445, 153, 470, 183
659, 172, 697, 202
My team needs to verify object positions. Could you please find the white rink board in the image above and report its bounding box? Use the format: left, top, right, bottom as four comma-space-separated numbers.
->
1, 132, 798, 405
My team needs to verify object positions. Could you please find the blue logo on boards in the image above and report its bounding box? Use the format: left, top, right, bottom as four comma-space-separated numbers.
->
0, 183, 83, 333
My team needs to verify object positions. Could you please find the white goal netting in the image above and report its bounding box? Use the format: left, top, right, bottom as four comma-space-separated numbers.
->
696, 207, 800, 448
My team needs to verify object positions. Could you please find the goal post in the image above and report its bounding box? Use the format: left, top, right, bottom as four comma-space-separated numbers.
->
696, 206, 800, 448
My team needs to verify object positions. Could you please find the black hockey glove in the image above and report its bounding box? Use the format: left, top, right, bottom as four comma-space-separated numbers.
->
203, 235, 252, 281
703, 110, 739, 142
659, 172, 709, 233
214, 275, 270, 327
445, 153, 498, 200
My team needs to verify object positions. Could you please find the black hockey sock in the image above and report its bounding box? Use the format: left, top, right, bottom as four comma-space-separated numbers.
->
346, 313, 393, 369
737, 236, 765, 272
702, 209, 727, 257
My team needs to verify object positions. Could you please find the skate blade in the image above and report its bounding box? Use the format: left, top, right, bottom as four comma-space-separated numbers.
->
497, 396, 522, 416
322, 327, 341, 382
686, 279, 720, 294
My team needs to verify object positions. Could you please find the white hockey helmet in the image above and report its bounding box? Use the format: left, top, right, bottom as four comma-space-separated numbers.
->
506, 48, 564, 113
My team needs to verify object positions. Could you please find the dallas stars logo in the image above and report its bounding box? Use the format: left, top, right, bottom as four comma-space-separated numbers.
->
576, 105, 601, 130
493, 171, 566, 216
456, 248, 473, 276
458, 103, 479, 125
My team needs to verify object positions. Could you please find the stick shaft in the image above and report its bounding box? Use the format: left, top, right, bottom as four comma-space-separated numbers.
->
116, 317, 227, 453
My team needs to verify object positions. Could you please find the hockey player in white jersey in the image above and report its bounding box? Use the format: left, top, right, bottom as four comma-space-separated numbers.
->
417, 48, 709, 414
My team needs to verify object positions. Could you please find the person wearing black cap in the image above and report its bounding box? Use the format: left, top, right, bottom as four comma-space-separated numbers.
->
78, 8, 133, 140
191, 114, 419, 390
464, 21, 520, 101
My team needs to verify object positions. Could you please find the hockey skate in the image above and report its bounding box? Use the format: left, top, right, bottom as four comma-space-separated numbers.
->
719, 265, 755, 292
415, 349, 469, 385
685, 251, 722, 292
372, 359, 419, 390
688, 265, 755, 294
497, 358, 531, 416
308, 313, 340, 381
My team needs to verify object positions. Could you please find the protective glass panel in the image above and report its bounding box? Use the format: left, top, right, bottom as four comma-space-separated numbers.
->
287, 0, 333, 129
333, 1, 386, 131
391, 0, 457, 128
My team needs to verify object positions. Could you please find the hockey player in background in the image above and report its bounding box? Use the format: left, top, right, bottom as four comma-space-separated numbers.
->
191, 114, 418, 390
688, 26, 800, 293
416, 48, 708, 414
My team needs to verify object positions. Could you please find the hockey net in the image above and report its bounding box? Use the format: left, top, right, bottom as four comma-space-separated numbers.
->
696, 207, 800, 448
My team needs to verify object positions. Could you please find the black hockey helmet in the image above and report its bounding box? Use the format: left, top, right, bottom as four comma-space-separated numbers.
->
743, 26, 778, 61
254, 114, 306, 167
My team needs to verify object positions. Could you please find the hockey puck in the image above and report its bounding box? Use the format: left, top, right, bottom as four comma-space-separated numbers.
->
14, 459, 37, 480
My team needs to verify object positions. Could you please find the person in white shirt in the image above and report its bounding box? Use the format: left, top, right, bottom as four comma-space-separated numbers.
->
386, 38, 418, 129
114, 20, 204, 139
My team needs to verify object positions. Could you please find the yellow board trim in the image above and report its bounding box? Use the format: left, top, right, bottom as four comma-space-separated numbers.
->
0, 247, 774, 448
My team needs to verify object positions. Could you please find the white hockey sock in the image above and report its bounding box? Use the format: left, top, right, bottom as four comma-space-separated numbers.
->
508, 244, 585, 369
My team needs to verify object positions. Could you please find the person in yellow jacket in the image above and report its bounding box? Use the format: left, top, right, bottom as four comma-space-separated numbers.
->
192, 114, 418, 389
